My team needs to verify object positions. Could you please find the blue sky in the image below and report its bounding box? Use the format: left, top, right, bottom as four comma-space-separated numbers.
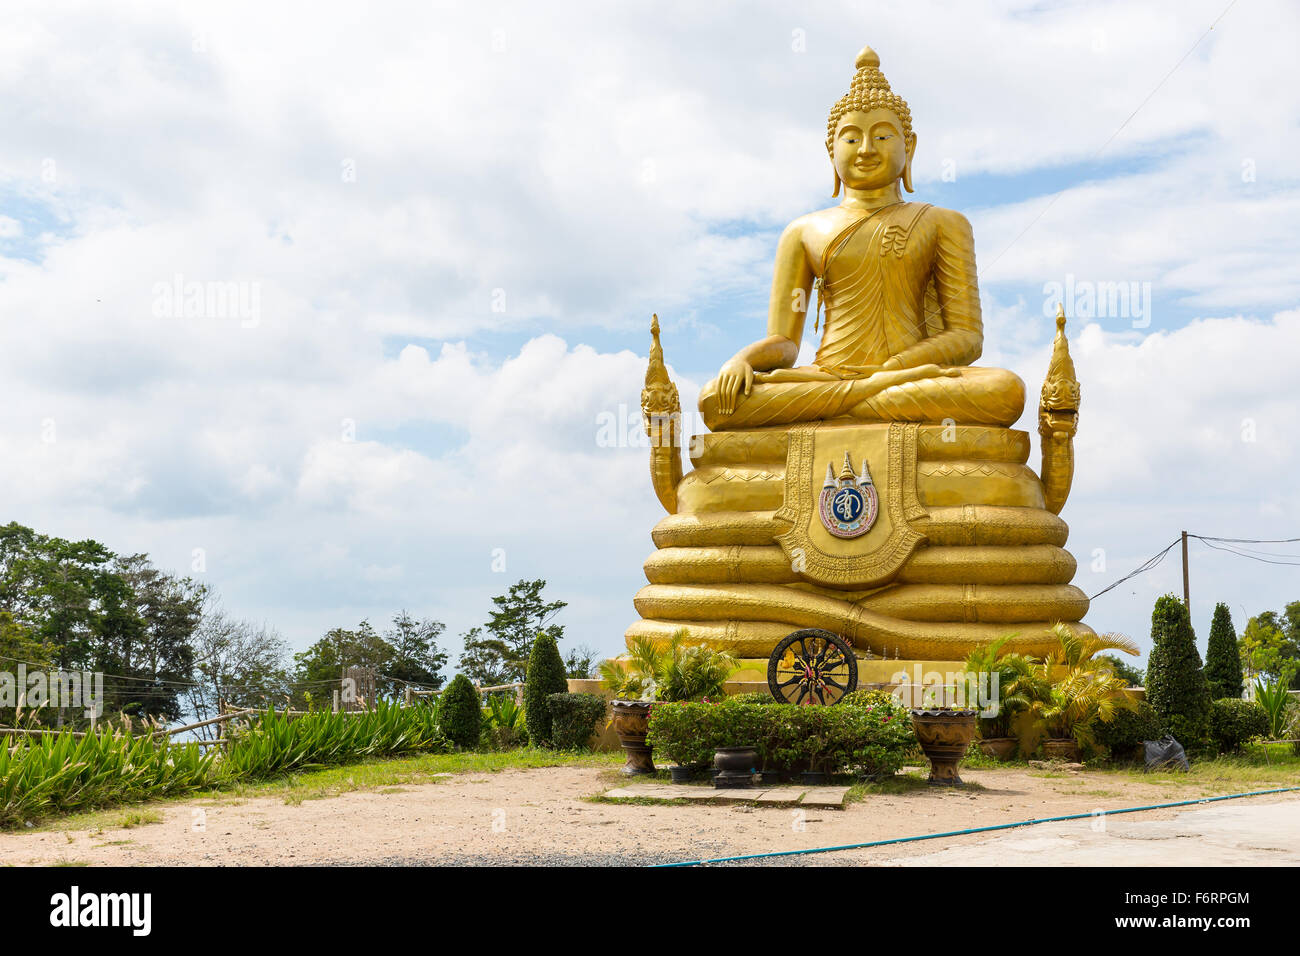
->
1, 0, 1297, 672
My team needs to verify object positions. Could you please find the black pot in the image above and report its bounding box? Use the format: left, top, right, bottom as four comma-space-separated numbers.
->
669, 765, 696, 784
713, 745, 758, 789
758, 769, 782, 785
800, 770, 828, 786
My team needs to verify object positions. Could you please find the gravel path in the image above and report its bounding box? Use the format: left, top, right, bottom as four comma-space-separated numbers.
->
1, 765, 1295, 866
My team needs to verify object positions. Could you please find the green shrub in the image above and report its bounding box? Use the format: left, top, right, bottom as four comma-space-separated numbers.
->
439, 674, 482, 749
1145, 595, 1212, 751
524, 633, 568, 747
841, 689, 903, 710
1205, 603, 1245, 700
1092, 699, 1164, 758
725, 692, 775, 706
480, 694, 528, 750
1208, 698, 1269, 753
546, 693, 608, 751
646, 699, 915, 778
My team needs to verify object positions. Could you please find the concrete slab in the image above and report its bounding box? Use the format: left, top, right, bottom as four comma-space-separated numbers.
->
800, 786, 852, 808
867, 798, 1300, 866
602, 781, 852, 808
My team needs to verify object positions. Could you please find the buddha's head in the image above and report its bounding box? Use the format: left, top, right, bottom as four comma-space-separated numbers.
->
826, 46, 916, 196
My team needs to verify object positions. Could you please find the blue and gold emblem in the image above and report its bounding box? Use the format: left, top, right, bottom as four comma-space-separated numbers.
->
818, 452, 878, 539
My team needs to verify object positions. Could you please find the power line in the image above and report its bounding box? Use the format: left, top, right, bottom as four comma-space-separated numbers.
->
1194, 538, 1300, 567
1089, 538, 1181, 601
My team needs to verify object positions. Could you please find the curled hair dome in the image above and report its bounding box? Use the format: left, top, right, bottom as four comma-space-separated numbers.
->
825, 45, 913, 156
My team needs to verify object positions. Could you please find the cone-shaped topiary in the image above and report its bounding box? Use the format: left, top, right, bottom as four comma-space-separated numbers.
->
1204, 602, 1245, 700
524, 632, 569, 747
439, 674, 482, 749
1146, 595, 1212, 751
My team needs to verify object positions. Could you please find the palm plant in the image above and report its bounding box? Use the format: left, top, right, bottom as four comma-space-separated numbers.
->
963, 636, 1045, 738
598, 635, 664, 701
1253, 678, 1297, 740
1027, 624, 1137, 750
598, 630, 736, 702
659, 637, 737, 703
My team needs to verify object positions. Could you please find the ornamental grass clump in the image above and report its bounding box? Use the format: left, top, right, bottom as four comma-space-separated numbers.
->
0, 730, 219, 828
224, 699, 449, 778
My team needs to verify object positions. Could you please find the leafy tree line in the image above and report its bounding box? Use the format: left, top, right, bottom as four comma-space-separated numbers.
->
0, 521, 592, 729
0, 521, 204, 723
1237, 601, 1300, 688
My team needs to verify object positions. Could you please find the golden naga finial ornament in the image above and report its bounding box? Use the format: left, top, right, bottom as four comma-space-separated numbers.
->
1038, 303, 1082, 515
627, 45, 1112, 666
641, 314, 682, 514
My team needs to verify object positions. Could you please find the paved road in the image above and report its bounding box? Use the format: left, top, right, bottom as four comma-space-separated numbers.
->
828, 797, 1300, 866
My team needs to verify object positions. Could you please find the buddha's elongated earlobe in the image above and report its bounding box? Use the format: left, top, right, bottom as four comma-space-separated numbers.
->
902, 133, 916, 194
832, 168, 842, 197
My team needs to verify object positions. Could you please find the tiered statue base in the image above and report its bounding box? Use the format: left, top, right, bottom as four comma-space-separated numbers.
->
628, 421, 1092, 661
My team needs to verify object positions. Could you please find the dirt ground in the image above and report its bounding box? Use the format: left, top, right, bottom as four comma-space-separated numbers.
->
1, 765, 1296, 866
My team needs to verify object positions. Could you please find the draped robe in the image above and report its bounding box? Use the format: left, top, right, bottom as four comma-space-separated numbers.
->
699, 202, 1025, 431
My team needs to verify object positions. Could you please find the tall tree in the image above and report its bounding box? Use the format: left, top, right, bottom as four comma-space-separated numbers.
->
1204, 603, 1245, 700
385, 610, 448, 691
1146, 594, 1212, 750
0, 610, 56, 726
563, 643, 599, 680
1096, 653, 1144, 687
1239, 611, 1300, 687
483, 579, 566, 683
293, 621, 397, 705
456, 626, 511, 687
104, 554, 203, 721
185, 603, 290, 735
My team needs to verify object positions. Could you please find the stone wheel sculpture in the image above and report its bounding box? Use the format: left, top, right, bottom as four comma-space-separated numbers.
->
766, 628, 858, 705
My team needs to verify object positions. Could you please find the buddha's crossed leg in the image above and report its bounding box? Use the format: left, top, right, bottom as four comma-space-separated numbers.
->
699, 365, 1025, 430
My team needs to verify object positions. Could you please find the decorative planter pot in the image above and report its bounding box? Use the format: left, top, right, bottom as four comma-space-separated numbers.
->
713, 745, 758, 789
799, 770, 828, 786
669, 764, 696, 784
1042, 738, 1081, 762
610, 700, 656, 776
910, 709, 979, 786
977, 737, 1019, 761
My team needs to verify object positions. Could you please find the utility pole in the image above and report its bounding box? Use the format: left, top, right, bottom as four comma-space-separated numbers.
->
1181, 530, 1190, 608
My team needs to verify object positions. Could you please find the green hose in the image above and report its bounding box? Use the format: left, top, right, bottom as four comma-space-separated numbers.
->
655, 785, 1300, 867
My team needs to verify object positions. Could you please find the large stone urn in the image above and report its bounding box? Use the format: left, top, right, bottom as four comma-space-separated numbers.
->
610, 700, 656, 776
910, 709, 978, 786
1041, 738, 1082, 762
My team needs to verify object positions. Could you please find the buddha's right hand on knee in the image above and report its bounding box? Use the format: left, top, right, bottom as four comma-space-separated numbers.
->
715, 358, 754, 416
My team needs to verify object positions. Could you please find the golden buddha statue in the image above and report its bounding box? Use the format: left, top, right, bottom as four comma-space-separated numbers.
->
630, 46, 1116, 665
700, 46, 1023, 433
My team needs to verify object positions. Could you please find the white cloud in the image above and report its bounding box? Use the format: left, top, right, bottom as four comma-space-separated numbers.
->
0, 0, 1296, 667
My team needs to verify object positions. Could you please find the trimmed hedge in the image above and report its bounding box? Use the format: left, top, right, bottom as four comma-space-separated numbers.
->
438, 674, 482, 749
1205, 603, 1245, 701
646, 697, 916, 778
1208, 698, 1269, 753
1146, 595, 1212, 751
524, 633, 568, 748
546, 692, 608, 751
1092, 699, 1164, 758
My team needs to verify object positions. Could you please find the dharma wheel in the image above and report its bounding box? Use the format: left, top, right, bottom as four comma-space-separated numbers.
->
766, 628, 858, 705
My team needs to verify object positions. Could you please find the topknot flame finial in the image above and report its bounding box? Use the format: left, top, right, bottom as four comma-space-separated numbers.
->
855, 46, 880, 70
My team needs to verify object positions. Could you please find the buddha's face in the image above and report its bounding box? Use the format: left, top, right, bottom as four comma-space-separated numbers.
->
832, 108, 913, 191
